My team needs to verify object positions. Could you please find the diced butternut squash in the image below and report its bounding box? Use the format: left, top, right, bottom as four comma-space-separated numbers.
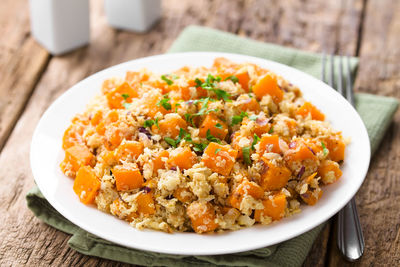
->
112, 165, 144, 191
252, 73, 283, 103
152, 114, 187, 138
106, 82, 138, 109
174, 187, 193, 203
96, 110, 119, 136
230, 132, 250, 159
104, 125, 123, 150
125, 71, 149, 84
258, 135, 281, 155
101, 78, 121, 94
318, 160, 342, 184
323, 135, 346, 162
90, 110, 103, 126
254, 193, 287, 221
167, 147, 196, 170
259, 158, 292, 191
73, 166, 100, 205
199, 114, 228, 140
111, 198, 137, 222
100, 150, 116, 165
301, 189, 323, 206
284, 139, 317, 164
60, 145, 94, 176
229, 180, 264, 209
187, 201, 218, 233
237, 97, 260, 112
296, 102, 325, 121
62, 124, 84, 150
152, 150, 169, 174
202, 142, 238, 176
115, 141, 144, 161
136, 192, 156, 215
236, 71, 250, 92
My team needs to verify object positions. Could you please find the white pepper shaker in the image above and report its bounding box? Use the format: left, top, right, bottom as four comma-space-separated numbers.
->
29, 0, 90, 55
104, 0, 161, 32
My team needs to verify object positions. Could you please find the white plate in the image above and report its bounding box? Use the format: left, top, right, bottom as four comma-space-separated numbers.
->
31, 52, 370, 255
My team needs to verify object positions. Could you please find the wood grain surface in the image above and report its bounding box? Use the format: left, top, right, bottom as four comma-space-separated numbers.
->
0, 0, 398, 266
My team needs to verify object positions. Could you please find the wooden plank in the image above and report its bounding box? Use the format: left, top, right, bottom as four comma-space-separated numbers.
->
327, 0, 400, 266
0, 0, 364, 265
0, 0, 50, 152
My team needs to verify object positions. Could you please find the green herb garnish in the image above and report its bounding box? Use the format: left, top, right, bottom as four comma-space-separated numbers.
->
206, 129, 221, 144
192, 142, 208, 153
224, 75, 239, 83
214, 148, 222, 154
321, 141, 329, 156
195, 74, 231, 101
121, 93, 130, 100
231, 111, 248, 126
164, 137, 177, 147
215, 123, 223, 129
242, 146, 252, 165
161, 75, 173, 85
157, 94, 172, 110
251, 134, 260, 150
144, 119, 155, 128
268, 126, 274, 134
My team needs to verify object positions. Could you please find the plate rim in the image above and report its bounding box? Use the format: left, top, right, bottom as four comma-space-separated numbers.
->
30, 51, 371, 255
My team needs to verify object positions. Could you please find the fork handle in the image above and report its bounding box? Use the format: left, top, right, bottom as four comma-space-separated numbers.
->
337, 197, 365, 261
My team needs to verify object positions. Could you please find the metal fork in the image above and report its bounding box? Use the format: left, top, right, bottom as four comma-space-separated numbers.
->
321, 54, 365, 261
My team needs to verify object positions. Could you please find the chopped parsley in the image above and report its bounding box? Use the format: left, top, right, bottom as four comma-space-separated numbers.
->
251, 134, 260, 150
184, 97, 218, 126
231, 111, 248, 126
121, 93, 130, 100
143, 119, 155, 128
268, 126, 274, 134
157, 94, 172, 110
192, 142, 208, 153
321, 141, 329, 156
164, 137, 177, 147
195, 74, 231, 101
161, 75, 173, 85
215, 123, 223, 129
206, 129, 221, 144
164, 128, 192, 148
214, 148, 222, 154
242, 146, 252, 165
224, 75, 239, 83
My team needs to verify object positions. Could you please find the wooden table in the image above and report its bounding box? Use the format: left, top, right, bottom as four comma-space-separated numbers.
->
1, 0, 399, 266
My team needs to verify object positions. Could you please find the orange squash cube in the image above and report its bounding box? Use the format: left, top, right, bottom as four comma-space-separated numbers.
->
254, 193, 287, 221
136, 192, 156, 215
115, 141, 144, 161
73, 166, 101, 205
62, 124, 84, 150
318, 160, 342, 184
152, 114, 187, 138
252, 73, 283, 103
152, 150, 169, 174
61, 145, 94, 176
235, 71, 250, 92
284, 139, 318, 164
202, 142, 238, 176
229, 180, 264, 209
167, 147, 196, 170
296, 102, 325, 121
187, 201, 218, 233
174, 187, 193, 203
258, 135, 281, 155
237, 97, 260, 112
106, 82, 138, 109
199, 114, 228, 140
259, 158, 292, 191
113, 165, 144, 191
323, 135, 346, 162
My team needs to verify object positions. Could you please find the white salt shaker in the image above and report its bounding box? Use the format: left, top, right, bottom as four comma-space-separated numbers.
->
104, 0, 161, 32
29, 0, 90, 55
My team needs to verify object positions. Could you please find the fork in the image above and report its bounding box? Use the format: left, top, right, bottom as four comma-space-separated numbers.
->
321, 54, 365, 261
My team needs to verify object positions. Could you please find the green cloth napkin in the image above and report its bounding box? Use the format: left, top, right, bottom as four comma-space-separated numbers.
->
27, 26, 399, 267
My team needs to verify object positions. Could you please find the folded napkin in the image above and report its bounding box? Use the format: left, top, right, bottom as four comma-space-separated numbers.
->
27, 26, 399, 267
